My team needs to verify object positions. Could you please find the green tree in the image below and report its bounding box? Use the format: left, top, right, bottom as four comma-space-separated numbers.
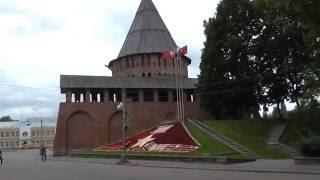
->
0, 116, 15, 122
254, 0, 320, 103
199, 0, 319, 120
199, 0, 262, 119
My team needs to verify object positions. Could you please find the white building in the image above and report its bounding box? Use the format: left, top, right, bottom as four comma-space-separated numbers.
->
0, 119, 56, 149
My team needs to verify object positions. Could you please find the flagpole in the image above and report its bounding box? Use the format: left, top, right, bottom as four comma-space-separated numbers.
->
180, 56, 185, 120
174, 48, 181, 120
178, 52, 184, 121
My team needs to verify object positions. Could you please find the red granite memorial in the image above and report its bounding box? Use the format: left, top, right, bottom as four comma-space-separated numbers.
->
95, 122, 199, 152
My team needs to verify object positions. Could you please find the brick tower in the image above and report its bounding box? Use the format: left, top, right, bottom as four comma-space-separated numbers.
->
53, 0, 206, 156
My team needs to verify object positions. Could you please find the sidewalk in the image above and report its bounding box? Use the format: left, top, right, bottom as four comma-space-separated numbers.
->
50, 156, 320, 175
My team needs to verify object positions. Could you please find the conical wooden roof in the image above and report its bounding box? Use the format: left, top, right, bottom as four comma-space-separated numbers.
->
117, 0, 177, 58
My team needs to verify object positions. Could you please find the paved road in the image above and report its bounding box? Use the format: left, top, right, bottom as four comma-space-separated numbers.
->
0, 150, 319, 180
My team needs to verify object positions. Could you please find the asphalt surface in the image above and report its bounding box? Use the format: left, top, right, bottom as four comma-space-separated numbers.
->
0, 150, 319, 180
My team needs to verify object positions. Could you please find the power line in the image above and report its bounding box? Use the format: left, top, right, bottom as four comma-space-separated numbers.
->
0, 83, 59, 91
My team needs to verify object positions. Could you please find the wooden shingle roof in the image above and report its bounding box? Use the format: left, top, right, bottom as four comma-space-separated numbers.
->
60, 75, 197, 92
117, 0, 177, 58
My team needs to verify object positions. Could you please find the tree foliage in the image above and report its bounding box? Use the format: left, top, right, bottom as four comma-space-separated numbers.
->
0, 116, 15, 122
199, 0, 319, 119
199, 0, 262, 119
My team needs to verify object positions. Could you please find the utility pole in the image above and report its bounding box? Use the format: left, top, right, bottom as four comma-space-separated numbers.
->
31, 107, 43, 148
40, 112, 43, 147
118, 88, 129, 164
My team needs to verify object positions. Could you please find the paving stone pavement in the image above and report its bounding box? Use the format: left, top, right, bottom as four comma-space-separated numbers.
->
1, 150, 319, 180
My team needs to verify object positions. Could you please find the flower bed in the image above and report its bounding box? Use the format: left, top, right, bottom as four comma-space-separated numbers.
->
95, 122, 199, 153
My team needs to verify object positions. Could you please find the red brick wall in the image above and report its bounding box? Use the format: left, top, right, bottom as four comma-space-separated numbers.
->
53, 101, 207, 156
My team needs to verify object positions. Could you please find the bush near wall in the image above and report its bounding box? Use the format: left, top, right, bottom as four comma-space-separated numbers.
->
300, 136, 320, 157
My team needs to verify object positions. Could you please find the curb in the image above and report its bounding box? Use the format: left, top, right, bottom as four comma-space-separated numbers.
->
49, 157, 320, 175
70, 153, 255, 164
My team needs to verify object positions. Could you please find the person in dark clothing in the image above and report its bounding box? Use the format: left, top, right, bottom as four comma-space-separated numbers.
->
0, 150, 3, 165
40, 147, 47, 162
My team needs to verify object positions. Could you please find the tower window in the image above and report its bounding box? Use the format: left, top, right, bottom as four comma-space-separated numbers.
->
147, 54, 151, 66
158, 55, 161, 66
126, 57, 129, 68
141, 55, 145, 66
131, 57, 135, 68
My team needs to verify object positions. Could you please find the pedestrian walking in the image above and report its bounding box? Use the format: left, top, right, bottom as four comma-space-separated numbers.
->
40, 147, 47, 162
0, 150, 3, 165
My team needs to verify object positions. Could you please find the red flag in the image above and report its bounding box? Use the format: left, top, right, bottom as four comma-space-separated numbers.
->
161, 51, 175, 60
178, 46, 188, 56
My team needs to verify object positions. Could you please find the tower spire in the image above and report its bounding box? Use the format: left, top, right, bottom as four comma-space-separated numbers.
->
117, 0, 177, 58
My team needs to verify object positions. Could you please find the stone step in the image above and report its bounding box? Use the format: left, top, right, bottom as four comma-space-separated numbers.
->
189, 119, 261, 159
266, 124, 299, 158
267, 124, 287, 144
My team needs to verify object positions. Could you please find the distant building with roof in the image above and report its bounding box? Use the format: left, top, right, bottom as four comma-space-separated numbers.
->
53, 0, 207, 156
0, 120, 56, 149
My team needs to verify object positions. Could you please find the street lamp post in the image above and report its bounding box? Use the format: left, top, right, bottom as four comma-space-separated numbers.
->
105, 66, 129, 164
31, 107, 43, 148
117, 88, 129, 164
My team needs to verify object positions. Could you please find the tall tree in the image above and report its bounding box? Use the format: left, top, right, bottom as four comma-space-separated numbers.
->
253, 0, 319, 111
199, 0, 263, 119
199, 0, 319, 120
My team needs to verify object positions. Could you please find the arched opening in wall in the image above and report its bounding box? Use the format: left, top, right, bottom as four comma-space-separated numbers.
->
143, 89, 154, 102
142, 73, 145, 77
72, 93, 75, 103
90, 89, 104, 103
158, 89, 168, 102
126, 89, 139, 102
80, 93, 84, 103
158, 73, 161, 76
66, 112, 95, 150
109, 89, 122, 103
90, 93, 93, 102
97, 93, 101, 102
91, 93, 97, 102
185, 89, 195, 102
75, 93, 81, 103
148, 72, 151, 77
108, 111, 122, 143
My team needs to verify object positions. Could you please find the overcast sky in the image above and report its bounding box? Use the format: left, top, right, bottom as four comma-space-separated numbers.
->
0, 0, 219, 120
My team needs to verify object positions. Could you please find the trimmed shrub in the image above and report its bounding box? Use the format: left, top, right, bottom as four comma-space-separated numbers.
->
300, 136, 320, 157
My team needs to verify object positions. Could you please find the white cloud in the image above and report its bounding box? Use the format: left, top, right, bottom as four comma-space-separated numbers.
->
0, 0, 220, 120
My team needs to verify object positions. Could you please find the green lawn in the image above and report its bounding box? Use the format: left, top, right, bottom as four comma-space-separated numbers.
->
83, 121, 239, 158
184, 121, 238, 157
205, 120, 289, 159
